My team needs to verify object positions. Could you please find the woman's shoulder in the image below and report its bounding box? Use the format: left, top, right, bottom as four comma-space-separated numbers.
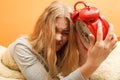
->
7, 36, 33, 55
8, 36, 31, 49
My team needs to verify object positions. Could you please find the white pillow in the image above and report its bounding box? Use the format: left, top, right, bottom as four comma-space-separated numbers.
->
0, 46, 7, 56
90, 41, 120, 80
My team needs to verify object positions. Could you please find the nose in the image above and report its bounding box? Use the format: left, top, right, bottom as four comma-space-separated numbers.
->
56, 33, 62, 41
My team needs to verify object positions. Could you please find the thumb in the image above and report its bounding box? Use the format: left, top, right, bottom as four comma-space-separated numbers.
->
89, 34, 95, 48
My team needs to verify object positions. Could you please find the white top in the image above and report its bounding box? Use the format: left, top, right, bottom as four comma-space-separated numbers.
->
8, 36, 85, 80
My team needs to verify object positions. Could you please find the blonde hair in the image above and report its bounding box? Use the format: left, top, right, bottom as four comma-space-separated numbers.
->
29, 0, 79, 78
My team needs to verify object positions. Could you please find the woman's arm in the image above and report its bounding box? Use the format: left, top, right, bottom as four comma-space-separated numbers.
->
9, 43, 48, 80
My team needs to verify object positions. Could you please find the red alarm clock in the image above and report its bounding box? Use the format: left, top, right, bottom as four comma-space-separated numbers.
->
71, 1, 109, 49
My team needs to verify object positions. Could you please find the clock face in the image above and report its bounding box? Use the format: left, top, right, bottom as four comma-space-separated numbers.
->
76, 20, 91, 49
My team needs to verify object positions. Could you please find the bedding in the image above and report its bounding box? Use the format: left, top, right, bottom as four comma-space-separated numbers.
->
0, 46, 25, 80
0, 41, 120, 80
90, 41, 120, 80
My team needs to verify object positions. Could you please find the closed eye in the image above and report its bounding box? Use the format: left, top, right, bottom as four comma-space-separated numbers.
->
62, 30, 70, 35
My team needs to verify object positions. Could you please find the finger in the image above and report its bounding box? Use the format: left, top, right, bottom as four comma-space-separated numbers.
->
110, 43, 117, 52
109, 33, 118, 47
105, 23, 114, 41
89, 34, 95, 48
104, 33, 113, 42
96, 21, 103, 42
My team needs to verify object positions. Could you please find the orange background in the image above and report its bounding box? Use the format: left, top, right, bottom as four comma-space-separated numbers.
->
0, 0, 120, 47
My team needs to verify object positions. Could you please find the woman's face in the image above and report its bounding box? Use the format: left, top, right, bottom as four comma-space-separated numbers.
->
55, 17, 70, 51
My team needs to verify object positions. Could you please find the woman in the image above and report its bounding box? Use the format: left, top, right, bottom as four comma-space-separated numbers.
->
5, 1, 117, 80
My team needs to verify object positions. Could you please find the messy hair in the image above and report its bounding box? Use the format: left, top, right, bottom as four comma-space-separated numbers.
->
29, 0, 79, 78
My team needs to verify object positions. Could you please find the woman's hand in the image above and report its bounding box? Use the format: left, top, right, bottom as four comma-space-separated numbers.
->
87, 22, 117, 66
80, 22, 117, 80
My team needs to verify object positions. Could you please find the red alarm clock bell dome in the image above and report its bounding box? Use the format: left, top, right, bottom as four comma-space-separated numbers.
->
71, 1, 109, 49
